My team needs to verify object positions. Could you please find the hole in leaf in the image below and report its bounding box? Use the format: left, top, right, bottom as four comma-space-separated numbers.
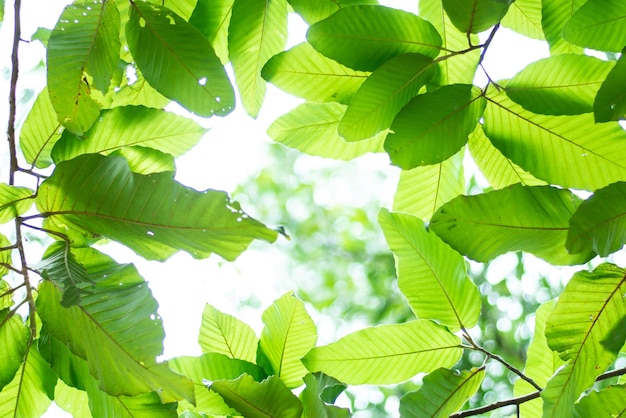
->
198, 77, 207, 86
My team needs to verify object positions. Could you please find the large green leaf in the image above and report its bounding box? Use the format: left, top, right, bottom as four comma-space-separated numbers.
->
36, 154, 278, 261
19, 87, 63, 168
36, 247, 194, 403
301, 373, 350, 418
288, 0, 378, 24
419, 0, 480, 86
379, 208, 481, 331
506, 55, 614, 115
211, 374, 303, 418
594, 50, 626, 122
562, 0, 626, 52
541, 0, 585, 54
0, 312, 29, 391
262, 43, 370, 105
257, 292, 317, 388
198, 304, 258, 362
189, 0, 234, 64
339, 53, 436, 141
467, 125, 545, 189
51, 106, 206, 163
513, 301, 564, 418
385, 84, 485, 169
393, 150, 464, 220
0, 184, 33, 224
500, 0, 544, 40
0, 345, 56, 418
399, 367, 485, 417
228, 0, 287, 117
54, 380, 92, 418
574, 385, 626, 417
47, 1, 120, 134
567, 181, 626, 257
429, 184, 594, 265
441, 0, 513, 33
267, 102, 385, 160
307, 5, 442, 72
302, 320, 462, 385
483, 85, 626, 190
543, 264, 626, 417
127, 2, 234, 117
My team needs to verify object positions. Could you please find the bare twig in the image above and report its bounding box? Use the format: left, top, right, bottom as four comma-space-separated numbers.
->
7, 0, 22, 186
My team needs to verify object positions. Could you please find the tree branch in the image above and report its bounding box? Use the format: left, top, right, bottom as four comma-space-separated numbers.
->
7, 0, 22, 186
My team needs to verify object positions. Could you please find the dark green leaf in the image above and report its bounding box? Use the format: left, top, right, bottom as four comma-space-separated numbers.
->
210, 374, 303, 418
567, 181, 626, 256
399, 367, 485, 417
288, 0, 378, 24
339, 53, 436, 141
307, 5, 442, 71
500, 0, 544, 40
507, 55, 614, 115
541, 0, 585, 54
189, 0, 233, 64
302, 320, 462, 385
594, 50, 626, 122
301, 373, 350, 418
562, 0, 626, 52
47, 1, 120, 134
198, 304, 258, 362
385, 84, 485, 169
430, 184, 595, 265
19, 87, 63, 169
0, 311, 29, 391
36, 154, 278, 261
442, 0, 513, 33
228, 0, 287, 117
0, 184, 33, 224
575, 385, 626, 418
127, 2, 234, 117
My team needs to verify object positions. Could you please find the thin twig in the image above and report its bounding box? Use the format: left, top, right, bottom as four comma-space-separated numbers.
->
479, 24, 499, 66
0, 261, 22, 274
7, 0, 22, 186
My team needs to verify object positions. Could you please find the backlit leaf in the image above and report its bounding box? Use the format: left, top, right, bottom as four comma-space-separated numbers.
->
385, 84, 485, 169
0, 234, 11, 281
288, 0, 378, 24
0, 184, 33, 224
574, 385, 626, 418
198, 304, 258, 362
429, 184, 594, 265
111, 146, 176, 175
53, 380, 91, 418
339, 53, 436, 141
594, 50, 626, 122
36, 154, 278, 261
19, 87, 63, 168
541, 0, 585, 54
0, 312, 29, 391
188, 0, 234, 64
302, 320, 462, 385
379, 208, 481, 331
127, 2, 234, 117
562, 0, 626, 52
110, 65, 170, 109
307, 5, 442, 72
442, 0, 513, 33
301, 373, 350, 418
500, 0, 544, 40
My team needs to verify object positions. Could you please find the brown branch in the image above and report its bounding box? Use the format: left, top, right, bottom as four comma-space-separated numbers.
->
7, 0, 22, 186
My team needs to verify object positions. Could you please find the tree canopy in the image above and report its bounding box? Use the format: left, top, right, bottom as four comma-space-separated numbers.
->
1, 0, 626, 417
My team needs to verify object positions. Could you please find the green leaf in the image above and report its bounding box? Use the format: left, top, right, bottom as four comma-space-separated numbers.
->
54, 380, 92, 418
257, 291, 317, 388
575, 385, 626, 418
567, 181, 626, 257
399, 367, 485, 417
429, 184, 594, 265
198, 304, 258, 362
500, 0, 544, 40
47, 1, 120, 134
441, 0, 513, 33
514, 301, 564, 418
0, 312, 29, 391
127, 2, 234, 117
0, 184, 33, 224
506, 55, 614, 115
541, 0, 585, 54
288, 0, 378, 25
339, 53, 436, 141
0, 233, 12, 281
267, 102, 385, 161
0, 345, 56, 418
210, 374, 303, 418
562, 0, 626, 52
302, 320, 462, 385
483, 85, 626, 190
385, 84, 485, 169
19, 87, 64, 168
52, 106, 206, 164
0, 0, 3, 23
228, 0, 287, 117
110, 146, 176, 175
110, 65, 170, 109
379, 209, 481, 331
37, 154, 278, 261
301, 373, 350, 418
419, 0, 481, 86
543, 264, 626, 418
188, 0, 233, 64
262, 42, 370, 105
594, 50, 626, 122
467, 124, 545, 189
307, 5, 442, 72
36, 247, 195, 403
